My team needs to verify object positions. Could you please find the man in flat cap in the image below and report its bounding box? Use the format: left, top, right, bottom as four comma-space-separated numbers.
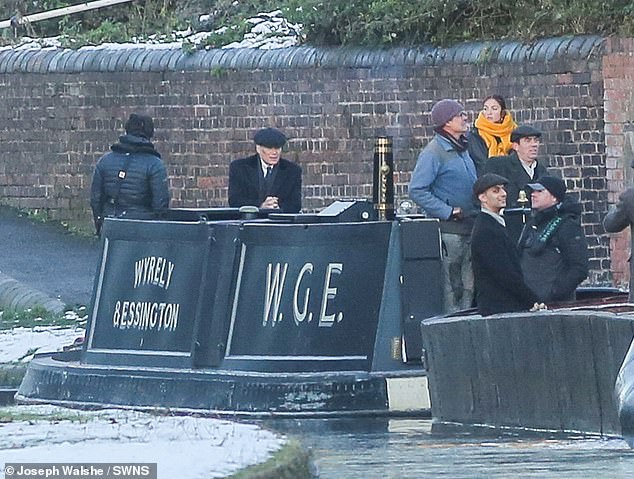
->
228, 127, 302, 213
471, 173, 540, 316
484, 125, 550, 242
409, 99, 478, 313
518, 175, 588, 303
90, 113, 170, 235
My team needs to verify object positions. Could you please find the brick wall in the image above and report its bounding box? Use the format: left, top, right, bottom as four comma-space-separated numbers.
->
603, 38, 634, 289
0, 36, 624, 286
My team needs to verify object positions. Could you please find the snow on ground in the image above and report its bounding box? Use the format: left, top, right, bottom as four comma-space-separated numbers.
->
0, 405, 285, 478
0, 328, 288, 477
0, 326, 83, 363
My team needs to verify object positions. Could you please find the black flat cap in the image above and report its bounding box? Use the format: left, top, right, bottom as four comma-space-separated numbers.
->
511, 125, 542, 143
254, 128, 287, 148
473, 173, 509, 197
527, 175, 566, 202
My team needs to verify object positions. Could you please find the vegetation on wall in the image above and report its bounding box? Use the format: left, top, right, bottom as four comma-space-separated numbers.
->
0, 0, 183, 46
1, 0, 634, 47
283, 0, 634, 46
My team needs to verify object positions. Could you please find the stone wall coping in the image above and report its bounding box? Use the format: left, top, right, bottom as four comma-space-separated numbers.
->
0, 35, 605, 74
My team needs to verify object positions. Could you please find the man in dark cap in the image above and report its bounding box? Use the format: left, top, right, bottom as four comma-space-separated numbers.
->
228, 127, 302, 212
90, 113, 170, 235
484, 124, 550, 242
518, 175, 588, 303
409, 99, 478, 313
471, 173, 540, 316
604, 160, 634, 302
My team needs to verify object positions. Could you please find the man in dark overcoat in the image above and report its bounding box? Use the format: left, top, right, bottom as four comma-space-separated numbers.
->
604, 161, 634, 301
471, 173, 539, 316
228, 127, 302, 213
484, 125, 549, 242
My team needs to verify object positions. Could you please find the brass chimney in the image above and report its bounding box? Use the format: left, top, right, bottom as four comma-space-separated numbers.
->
373, 136, 395, 221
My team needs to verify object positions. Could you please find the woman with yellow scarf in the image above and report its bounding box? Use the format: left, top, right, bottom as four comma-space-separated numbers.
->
468, 95, 517, 175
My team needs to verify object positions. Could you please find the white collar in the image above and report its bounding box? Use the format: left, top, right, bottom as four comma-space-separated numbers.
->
519, 158, 537, 178
259, 158, 273, 176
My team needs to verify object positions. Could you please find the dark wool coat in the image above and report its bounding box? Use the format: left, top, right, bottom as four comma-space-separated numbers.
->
471, 212, 538, 316
228, 154, 302, 213
518, 199, 589, 303
603, 187, 634, 301
467, 128, 492, 176
483, 151, 549, 208
90, 134, 170, 226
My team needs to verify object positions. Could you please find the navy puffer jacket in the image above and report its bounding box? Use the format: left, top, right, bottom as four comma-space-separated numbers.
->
90, 134, 170, 227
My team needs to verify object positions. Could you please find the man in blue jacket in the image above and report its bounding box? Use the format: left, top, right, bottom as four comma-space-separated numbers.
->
409, 99, 478, 313
90, 113, 170, 235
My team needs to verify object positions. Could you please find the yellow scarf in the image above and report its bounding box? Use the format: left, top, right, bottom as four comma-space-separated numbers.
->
474, 111, 517, 157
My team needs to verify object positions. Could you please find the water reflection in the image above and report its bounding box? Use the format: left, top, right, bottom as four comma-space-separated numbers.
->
260, 418, 634, 478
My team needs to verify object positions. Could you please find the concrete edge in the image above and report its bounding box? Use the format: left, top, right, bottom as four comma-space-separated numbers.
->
0, 271, 66, 314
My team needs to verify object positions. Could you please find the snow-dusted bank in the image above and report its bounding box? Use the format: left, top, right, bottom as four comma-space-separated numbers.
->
0, 327, 313, 478
0, 405, 285, 478
0, 325, 83, 363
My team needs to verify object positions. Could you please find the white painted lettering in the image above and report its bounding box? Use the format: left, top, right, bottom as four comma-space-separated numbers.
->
121, 301, 130, 327
154, 257, 163, 285
293, 262, 314, 325
132, 256, 175, 290
134, 260, 144, 288
148, 257, 156, 284
113, 301, 121, 327
263, 263, 288, 327
319, 263, 343, 327
143, 257, 151, 284
166, 261, 175, 289
111, 300, 180, 332
149, 303, 158, 328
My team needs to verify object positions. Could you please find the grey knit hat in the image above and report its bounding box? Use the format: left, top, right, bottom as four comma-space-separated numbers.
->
431, 99, 465, 127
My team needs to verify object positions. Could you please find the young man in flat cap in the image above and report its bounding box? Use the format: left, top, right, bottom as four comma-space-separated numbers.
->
90, 113, 170, 235
409, 99, 478, 313
471, 173, 540, 316
518, 175, 588, 303
228, 127, 302, 213
484, 125, 550, 242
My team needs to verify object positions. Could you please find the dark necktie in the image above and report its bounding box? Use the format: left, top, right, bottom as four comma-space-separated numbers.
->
264, 166, 273, 193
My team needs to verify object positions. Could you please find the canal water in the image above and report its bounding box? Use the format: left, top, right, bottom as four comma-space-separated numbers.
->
261, 417, 634, 478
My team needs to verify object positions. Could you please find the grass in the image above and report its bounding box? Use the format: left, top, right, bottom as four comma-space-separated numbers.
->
0, 407, 93, 424
0, 306, 87, 384
0, 306, 88, 331
0, 365, 27, 387
228, 440, 315, 479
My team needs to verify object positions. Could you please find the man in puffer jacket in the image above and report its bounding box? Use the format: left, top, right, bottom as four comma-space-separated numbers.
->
90, 113, 170, 234
518, 176, 588, 303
